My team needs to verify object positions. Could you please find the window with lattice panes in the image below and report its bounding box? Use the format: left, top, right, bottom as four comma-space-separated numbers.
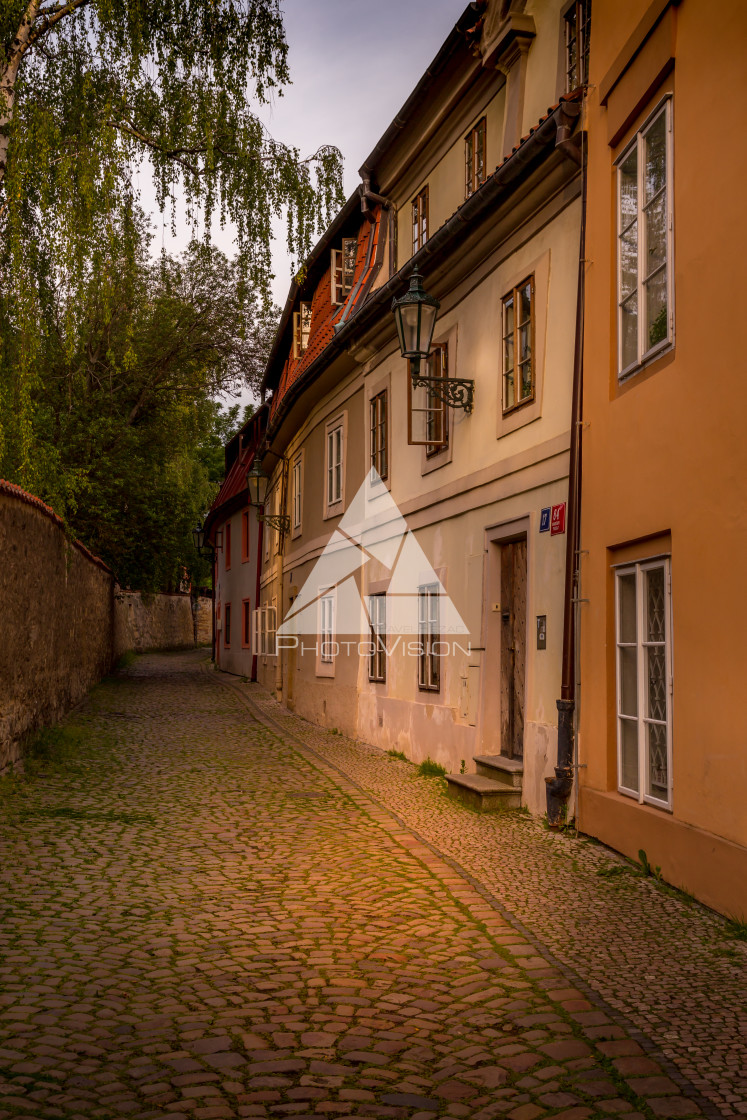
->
292, 452, 303, 532
320, 591, 335, 665
502, 277, 534, 413
418, 584, 441, 692
327, 422, 343, 507
565, 0, 591, 91
368, 594, 386, 683
331, 238, 357, 305
465, 118, 487, 198
617, 99, 673, 378
615, 558, 672, 809
369, 390, 388, 482
412, 186, 428, 253
407, 345, 449, 452
293, 301, 312, 357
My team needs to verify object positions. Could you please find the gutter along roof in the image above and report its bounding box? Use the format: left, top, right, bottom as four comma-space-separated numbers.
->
262, 91, 583, 446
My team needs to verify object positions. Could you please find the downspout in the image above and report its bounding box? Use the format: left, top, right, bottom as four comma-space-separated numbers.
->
211, 552, 216, 663
359, 177, 392, 224
252, 513, 263, 682
545, 121, 587, 828
275, 459, 288, 701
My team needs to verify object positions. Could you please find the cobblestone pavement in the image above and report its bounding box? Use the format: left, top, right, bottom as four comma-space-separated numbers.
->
0, 652, 742, 1120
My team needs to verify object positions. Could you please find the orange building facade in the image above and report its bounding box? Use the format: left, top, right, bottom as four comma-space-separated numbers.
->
577, 0, 747, 916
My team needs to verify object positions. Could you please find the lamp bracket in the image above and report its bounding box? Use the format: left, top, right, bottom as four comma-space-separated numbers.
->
259, 511, 291, 534
411, 373, 475, 414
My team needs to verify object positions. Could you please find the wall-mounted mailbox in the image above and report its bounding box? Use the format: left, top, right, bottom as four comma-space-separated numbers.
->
536, 614, 547, 649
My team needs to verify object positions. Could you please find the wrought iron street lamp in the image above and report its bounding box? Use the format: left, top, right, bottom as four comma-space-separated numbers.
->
246, 459, 290, 534
391, 267, 475, 413
192, 524, 205, 553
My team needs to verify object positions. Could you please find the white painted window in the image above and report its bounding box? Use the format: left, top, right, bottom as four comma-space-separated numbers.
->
252, 605, 277, 657
368, 594, 386, 683
293, 301, 312, 358
320, 590, 335, 665
327, 423, 343, 507
292, 452, 303, 532
615, 558, 673, 809
418, 584, 441, 692
331, 238, 357, 305
617, 98, 673, 378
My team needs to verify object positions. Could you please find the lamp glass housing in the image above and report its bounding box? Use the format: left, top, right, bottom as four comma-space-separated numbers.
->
247, 460, 269, 507
391, 268, 440, 361
192, 525, 205, 551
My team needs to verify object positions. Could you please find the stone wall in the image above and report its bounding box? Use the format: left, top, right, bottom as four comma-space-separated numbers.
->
113, 592, 202, 658
0, 483, 115, 774
1, 482, 214, 774
194, 597, 212, 646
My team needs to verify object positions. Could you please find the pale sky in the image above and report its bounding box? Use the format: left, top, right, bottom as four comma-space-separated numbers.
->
135, 0, 466, 407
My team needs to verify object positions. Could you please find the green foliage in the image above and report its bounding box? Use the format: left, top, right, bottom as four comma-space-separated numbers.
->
387, 749, 408, 762
637, 848, 663, 881
417, 757, 447, 779
0, 237, 272, 590
724, 916, 747, 942
0, 0, 343, 489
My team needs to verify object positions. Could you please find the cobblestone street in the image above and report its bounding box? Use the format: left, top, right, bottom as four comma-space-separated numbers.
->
0, 650, 744, 1120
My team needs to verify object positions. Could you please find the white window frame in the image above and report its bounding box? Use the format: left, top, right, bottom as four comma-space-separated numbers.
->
324, 412, 347, 518
418, 583, 441, 693
252, 604, 277, 658
369, 389, 388, 483
291, 450, 303, 537
331, 238, 357, 306
616, 96, 674, 380
293, 301, 312, 358
615, 557, 673, 810
317, 587, 336, 678
368, 593, 386, 683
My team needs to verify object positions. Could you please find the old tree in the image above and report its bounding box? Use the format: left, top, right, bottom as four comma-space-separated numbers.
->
0, 0, 343, 588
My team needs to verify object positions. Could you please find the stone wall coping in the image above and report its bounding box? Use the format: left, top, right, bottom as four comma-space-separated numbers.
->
0, 478, 114, 577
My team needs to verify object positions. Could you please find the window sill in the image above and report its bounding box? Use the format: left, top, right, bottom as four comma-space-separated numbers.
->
616, 342, 674, 390
617, 786, 673, 814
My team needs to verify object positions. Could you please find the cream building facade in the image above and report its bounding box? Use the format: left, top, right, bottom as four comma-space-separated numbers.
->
249, 0, 587, 815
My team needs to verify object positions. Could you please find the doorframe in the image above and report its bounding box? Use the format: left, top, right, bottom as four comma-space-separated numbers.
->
477, 516, 531, 757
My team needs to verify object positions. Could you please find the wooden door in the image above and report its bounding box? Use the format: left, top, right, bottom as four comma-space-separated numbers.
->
500, 539, 527, 759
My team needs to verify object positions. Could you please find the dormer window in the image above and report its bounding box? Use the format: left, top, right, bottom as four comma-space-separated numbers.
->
412, 186, 428, 253
293, 301, 312, 358
331, 238, 357, 305
465, 118, 487, 198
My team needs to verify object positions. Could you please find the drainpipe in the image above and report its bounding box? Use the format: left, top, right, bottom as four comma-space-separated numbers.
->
211, 552, 216, 663
545, 123, 587, 828
360, 177, 392, 224
252, 515, 263, 682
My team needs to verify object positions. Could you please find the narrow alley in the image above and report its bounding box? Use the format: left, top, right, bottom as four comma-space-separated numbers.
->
0, 652, 743, 1120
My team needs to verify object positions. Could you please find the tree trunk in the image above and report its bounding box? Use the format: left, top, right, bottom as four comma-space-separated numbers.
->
0, 0, 41, 187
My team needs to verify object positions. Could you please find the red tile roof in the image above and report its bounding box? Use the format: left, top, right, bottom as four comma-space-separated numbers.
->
0, 478, 113, 575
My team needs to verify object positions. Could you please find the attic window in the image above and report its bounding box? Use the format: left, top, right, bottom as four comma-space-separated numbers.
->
565, 0, 591, 91
293, 301, 312, 358
412, 186, 429, 253
331, 238, 357, 305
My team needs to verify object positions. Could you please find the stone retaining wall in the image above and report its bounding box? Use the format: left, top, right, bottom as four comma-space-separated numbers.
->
0, 483, 115, 774
0, 481, 213, 773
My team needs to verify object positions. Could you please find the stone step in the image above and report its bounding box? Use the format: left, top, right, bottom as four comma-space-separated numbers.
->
474, 754, 524, 788
445, 773, 522, 813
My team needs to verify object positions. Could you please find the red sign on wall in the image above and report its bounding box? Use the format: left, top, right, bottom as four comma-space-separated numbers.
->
551, 502, 566, 535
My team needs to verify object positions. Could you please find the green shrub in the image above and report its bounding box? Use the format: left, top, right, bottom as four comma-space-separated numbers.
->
417, 757, 447, 779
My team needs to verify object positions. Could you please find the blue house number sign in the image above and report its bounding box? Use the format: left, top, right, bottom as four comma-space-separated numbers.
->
539, 507, 551, 533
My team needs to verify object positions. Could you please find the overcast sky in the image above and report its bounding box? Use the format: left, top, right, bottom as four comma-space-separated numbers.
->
137, 0, 465, 407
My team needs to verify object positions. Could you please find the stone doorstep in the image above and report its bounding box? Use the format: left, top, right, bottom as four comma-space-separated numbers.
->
473, 754, 524, 789
445, 773, 523, 812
